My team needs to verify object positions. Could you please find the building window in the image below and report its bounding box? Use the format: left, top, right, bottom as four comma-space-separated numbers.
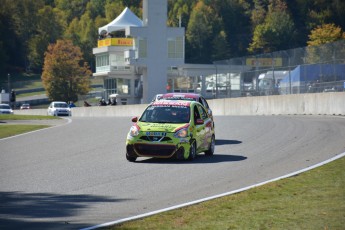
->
168, 37, 184, 59
117, 78, 130, 94
104, 78, 131, 96
96, 54, 109, 67
104, 78, 117, 96
110, 53, 125, 66
138, 38, 147, 58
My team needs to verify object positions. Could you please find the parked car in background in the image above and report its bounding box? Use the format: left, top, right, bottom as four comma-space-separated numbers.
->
0, 103, 14, 114
20, 103, 31, 110
126, 100, 215, 162
161, 93, 213, 121
47, 101, 71, 116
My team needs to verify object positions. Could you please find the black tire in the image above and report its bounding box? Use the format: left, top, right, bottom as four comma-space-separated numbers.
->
188, 141, 196, 161
126, 154, 137, 162
205, 135, 215, 156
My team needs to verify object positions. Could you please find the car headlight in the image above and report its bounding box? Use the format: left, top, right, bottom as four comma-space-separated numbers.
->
129, 125, 140, 137
174, 128, 188, 138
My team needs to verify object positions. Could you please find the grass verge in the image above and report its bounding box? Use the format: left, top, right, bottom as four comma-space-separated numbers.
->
0, 124, 50, 138
0, 114, 61, 138
112, 156, 345, 229
0, 114, 60, 120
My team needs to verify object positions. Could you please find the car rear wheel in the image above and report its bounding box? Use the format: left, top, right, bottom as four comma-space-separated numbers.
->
205, 135, 215, 156
126, 153, 137, 162
188, 141, 196, 161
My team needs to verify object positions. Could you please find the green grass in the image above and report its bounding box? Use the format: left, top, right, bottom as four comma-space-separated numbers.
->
0, 114, 60, 120
0, 124, 50, 138
112, 156, 345, 230
0, 114, 61, 139
0, 114, 60, 138
16, 91, 46, 98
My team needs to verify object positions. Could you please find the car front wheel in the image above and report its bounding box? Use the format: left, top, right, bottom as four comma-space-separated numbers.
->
205, 135, 215, 156
126, 153, 137, 162
188, 141, 196, 161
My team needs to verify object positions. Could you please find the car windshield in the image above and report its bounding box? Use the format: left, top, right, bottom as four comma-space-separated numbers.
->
0, 105, 10, 109
54, 103, 68, 108
140, 104, 190, 123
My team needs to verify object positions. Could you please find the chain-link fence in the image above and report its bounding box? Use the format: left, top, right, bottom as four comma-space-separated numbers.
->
210, 39, 345, 98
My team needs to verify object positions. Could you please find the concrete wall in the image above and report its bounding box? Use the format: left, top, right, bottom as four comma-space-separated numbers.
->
15, 92, 345, 117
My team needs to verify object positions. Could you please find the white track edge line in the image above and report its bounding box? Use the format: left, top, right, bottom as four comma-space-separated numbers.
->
81, 151, 345, 230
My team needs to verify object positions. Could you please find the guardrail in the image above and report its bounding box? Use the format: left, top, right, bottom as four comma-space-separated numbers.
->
14, 92, 345, 117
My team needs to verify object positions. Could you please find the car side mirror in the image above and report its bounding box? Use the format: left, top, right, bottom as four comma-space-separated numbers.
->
131, 117, 138, 122
196, 119, 204, 125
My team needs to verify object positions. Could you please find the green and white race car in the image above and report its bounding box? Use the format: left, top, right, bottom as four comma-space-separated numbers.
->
126, 100, 215, 162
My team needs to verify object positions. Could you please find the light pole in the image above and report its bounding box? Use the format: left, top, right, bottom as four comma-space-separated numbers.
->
7, 73, 11, 93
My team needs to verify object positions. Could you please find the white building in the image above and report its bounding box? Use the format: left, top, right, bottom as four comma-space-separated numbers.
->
93, 0, 246, 104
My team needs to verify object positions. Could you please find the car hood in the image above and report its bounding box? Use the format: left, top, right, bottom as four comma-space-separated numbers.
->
53, 108, 70, 110
137, 121, 188, 133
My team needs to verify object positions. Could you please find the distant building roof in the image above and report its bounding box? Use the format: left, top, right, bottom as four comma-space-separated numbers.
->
98, 7, 143, 34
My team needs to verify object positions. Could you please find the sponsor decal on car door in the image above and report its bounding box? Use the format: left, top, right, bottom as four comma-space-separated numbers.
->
193, 105, 206, 151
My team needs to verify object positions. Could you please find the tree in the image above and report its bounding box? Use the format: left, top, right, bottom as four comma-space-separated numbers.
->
42, 39, 91, 102
167, 0, 194, 27
27, 5, 64, 72
211, 0, 252, 58
305, 23, 345, 64
0, 0, 45, 73
185, 1, 219, 63
307, 23, 345, 46
248, 0, 295, 53
211, 30, 231, 61
64, 10, 98, 71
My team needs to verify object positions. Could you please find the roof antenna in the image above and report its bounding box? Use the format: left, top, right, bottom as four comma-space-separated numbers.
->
178, 15, 181, 27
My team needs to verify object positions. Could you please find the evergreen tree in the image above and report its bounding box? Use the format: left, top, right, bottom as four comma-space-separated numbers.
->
186, 1, 218, 63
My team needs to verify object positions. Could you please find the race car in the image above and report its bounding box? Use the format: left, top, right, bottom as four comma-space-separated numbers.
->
126, 100, 215, 162
160, 93, 213, 122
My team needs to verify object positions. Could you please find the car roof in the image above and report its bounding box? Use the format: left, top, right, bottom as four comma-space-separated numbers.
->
162, 93, 201, 99
52, 101, 67, 104
151, 100, 192, 107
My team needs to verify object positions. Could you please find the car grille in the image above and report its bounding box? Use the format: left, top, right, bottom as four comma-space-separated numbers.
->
134, 143, 177, 157
139, 136, 172, 142
57, 113, 69, 116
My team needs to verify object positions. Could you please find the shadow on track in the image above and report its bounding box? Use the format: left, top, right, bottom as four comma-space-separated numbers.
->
133, 139, 245, 164
137, 154, 247, 164
0, 191, 132, 230
216, 139, 242, 145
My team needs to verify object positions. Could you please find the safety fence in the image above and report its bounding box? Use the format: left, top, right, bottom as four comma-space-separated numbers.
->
172, 39, 345, 99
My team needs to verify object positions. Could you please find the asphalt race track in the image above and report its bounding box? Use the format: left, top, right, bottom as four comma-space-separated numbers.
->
1, 115, 345, 229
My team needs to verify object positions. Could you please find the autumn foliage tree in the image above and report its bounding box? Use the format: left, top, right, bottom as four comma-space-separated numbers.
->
42, 39, 91, 102
307, 23, 345, 46
305, 23, 345, 64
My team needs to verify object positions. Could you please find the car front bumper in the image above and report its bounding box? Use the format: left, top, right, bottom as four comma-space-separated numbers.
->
126, 137, 191, 160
